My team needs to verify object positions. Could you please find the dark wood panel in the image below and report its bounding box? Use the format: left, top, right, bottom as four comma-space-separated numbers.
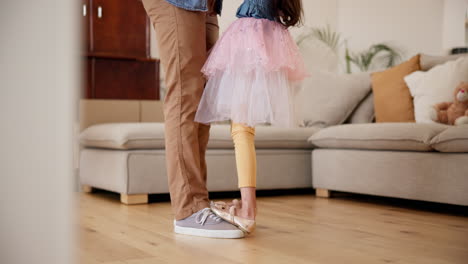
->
86, 52, 156, 61
82, 58, 93, 98
91, 58, 159, 100
91, 0, 150, 57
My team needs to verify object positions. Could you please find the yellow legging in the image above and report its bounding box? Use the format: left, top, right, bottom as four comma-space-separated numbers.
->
231, 122, 257, 188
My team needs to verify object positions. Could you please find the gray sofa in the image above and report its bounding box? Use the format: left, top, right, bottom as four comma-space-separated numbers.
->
79, 120, 319, 204
78, 99, 322, 204
78, 106, 468, 207
78, 54, 468, 206
309, 123, 468, 206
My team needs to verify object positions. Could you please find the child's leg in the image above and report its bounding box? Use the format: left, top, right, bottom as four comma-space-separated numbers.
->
240, 187, 256, 220
231, 122, 256, 187
231, 122, 257, 220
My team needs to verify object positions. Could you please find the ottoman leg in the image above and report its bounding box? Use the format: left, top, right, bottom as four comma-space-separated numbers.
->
316, 188, 330, 198
120, 194, 149, 205
82, 184, 93, 193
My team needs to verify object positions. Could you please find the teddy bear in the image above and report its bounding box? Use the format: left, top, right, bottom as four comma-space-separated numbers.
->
432, 82, 468, 125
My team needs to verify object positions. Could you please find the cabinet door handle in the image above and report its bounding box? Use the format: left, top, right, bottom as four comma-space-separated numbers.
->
97, 6, 103, 18
83, 4, 87, 16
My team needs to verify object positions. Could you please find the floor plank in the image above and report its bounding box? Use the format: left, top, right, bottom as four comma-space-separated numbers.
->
78, 192, 468, 264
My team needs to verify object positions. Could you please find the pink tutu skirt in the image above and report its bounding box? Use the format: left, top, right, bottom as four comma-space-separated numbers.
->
194, 17, 308, 127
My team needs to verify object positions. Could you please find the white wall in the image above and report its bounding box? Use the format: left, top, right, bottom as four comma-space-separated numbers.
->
150, 25, 159, 58
0, 1, 76, 264
218, 0, 244, 32
337, 0, 445, 59
442, 0, 468, 51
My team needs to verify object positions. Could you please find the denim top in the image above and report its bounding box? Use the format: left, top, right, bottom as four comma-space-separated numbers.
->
165, 0, 222, 15
236, 0, 276, 22
164, 0, 276, 21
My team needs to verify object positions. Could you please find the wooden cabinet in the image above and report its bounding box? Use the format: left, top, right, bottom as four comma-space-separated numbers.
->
82, 0, 91, 52
89, 57, 159, 99
90, 0, 150, 57
82, 0, 159, 100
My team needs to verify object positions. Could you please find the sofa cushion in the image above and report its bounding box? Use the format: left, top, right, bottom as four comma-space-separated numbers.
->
346, 92, 375, 124
79, 123, 320, 150
209, 125, 320, 149
79, 123, 165, 149
308, 123, 449, 151
420, 53, 468, 71
431, 125, 468, 152
371, 55, 420, 123
297, 71, 371, 127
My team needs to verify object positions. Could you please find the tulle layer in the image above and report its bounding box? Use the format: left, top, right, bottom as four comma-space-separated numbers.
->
202, 17, 308, 82
194, 68, 300, 127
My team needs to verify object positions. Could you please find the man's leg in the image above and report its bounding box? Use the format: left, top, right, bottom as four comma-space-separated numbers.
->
197, 14, 220, 190
142, 0, 209, 220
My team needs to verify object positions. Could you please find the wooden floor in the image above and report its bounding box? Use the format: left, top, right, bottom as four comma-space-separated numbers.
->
78, 192, 468, 264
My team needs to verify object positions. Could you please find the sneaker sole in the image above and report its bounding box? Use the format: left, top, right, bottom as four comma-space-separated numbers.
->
173, 221, 244, 239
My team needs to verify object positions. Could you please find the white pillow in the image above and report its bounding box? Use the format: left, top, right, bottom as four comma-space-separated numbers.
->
297, 71, 371, 127
405, 57, 468, 124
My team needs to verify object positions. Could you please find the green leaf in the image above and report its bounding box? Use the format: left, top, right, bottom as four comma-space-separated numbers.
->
296, 24, 344, 54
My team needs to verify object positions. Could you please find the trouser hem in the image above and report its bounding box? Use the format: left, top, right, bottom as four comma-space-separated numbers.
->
174, 200, 211, 221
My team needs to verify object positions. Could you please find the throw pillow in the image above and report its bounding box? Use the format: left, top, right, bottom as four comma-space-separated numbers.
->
371, 55, 421, 122
404, 56, 468, 123
297, 71, 371, 127
346, 92, 375, 124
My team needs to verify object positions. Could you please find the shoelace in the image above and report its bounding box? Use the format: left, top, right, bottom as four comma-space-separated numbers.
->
195, 208, 221, 226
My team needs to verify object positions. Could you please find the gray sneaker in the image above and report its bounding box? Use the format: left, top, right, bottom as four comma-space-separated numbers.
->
174, 208, 245, 239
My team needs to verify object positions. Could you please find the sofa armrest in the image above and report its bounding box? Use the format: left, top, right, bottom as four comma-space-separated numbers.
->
79, 99, 140, 131
79, 99, 165, 131
141, 100, 164, 123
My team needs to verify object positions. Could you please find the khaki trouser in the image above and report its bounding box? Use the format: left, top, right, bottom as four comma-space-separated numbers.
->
142, 0, 219, 220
